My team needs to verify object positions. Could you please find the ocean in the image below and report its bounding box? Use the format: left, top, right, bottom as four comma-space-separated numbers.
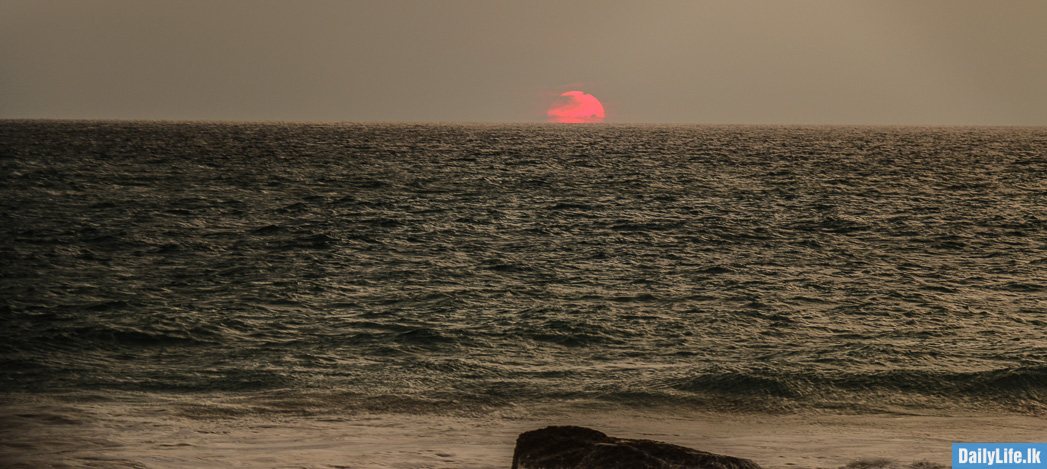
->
1, 120, 1046, 467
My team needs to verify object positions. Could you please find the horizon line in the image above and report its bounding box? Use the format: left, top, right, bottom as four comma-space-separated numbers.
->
3, 117, 1044, 129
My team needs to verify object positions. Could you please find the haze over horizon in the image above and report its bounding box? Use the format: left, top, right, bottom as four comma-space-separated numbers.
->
2, 0, 1045, 126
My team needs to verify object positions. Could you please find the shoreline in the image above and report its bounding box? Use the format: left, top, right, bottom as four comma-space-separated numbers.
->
3, 399, 1044, 468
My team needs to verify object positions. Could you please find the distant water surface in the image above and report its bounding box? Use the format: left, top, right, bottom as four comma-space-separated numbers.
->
2, 121, 1046, 417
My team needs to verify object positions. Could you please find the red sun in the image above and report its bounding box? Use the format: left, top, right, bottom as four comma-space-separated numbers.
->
547, 91, 605, 123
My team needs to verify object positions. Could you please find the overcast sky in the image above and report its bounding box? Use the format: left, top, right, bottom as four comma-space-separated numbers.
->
2, 0, 1045, 125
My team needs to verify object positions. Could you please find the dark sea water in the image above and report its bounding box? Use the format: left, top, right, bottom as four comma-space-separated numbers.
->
2, 120, 1046, 418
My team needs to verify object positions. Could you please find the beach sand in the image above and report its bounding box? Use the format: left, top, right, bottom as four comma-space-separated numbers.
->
2, 400, 1044, 468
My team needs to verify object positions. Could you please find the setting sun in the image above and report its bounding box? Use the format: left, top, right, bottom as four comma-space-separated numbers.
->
547, 91, 605, 123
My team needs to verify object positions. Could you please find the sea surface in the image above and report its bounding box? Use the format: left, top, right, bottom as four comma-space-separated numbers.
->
2, 120, 1046, 423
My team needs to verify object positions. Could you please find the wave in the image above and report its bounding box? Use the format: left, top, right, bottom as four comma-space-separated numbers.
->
669, 365, 1047, 413
60, 364, 1046, 418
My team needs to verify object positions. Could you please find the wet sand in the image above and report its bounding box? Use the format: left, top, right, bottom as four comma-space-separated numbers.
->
2, 401, 1044, 468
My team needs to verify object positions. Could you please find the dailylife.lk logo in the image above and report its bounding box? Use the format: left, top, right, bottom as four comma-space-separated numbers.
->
954, 444, 1047, 468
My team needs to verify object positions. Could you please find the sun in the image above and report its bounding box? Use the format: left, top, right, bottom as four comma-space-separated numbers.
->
547, 91, 605, 123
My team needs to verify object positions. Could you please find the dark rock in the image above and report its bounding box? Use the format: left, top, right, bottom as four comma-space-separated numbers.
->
511, 425, 763, 469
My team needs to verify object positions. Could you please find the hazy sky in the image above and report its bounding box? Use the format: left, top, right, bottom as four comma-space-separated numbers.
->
2, 0, 1045, 125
